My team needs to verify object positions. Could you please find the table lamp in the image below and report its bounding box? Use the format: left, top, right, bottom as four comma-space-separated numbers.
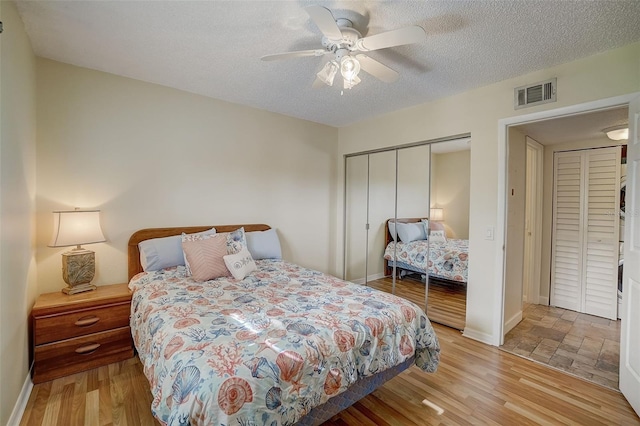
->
48, 209, 106, 294
429, 208, 444, 221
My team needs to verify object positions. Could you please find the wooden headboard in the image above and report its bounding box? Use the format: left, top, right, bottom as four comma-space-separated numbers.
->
128, 224, 271, 280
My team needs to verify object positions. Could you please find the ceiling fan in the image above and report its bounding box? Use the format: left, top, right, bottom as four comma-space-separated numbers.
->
261, 5, 426, 90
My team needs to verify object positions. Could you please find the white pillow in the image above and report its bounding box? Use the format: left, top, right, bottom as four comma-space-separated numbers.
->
139, 228, 216, 271
430, 230, 447, 243
245, 229, 282, 259
388, 221, 397, 241
396, 222, 427, 243
224, 248, 257, 280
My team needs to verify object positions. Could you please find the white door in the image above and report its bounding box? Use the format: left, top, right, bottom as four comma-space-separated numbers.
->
620, 94, 640, 415
523, 138, 543, 304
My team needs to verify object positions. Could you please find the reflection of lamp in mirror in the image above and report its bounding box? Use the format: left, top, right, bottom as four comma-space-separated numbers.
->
48, 209, 106, 295
430, 208, 444, 221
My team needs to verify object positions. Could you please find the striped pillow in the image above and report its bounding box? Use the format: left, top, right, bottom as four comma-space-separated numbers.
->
181, 234, 230, 282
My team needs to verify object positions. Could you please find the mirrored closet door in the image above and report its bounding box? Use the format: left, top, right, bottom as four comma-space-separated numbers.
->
343, 137, 470, 330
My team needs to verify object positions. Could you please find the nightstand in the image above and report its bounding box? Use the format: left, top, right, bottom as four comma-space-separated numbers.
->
31, 283, 134, 384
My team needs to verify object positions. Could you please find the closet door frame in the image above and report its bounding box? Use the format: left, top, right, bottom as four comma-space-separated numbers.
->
342, 133, 470, 310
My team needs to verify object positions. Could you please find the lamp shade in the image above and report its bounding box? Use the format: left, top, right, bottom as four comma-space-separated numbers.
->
430, 208, 444, 221
48, 210, 106, 248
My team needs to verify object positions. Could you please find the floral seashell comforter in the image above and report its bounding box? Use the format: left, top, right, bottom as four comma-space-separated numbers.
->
384, 239, 469, 283
129, 260, 440, 425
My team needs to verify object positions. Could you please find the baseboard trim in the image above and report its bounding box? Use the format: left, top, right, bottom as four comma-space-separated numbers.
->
539, 296, 549, 305
351, 272, 385, 285
504, 310, 523, 335
7, 372, 33, 426
462, 327, 495, 345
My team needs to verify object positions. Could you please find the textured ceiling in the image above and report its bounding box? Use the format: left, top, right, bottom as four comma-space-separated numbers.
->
515, 106, 630, 146
15, 0, 640, 127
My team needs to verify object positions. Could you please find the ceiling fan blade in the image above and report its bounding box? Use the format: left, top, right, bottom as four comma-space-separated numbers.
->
305, 5, 343, 41
261, 49, 326, 61
356, 54, 399, 83
356, 26, 425, 52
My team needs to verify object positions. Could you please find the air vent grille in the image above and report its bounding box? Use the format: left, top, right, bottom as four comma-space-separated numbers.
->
514, 78, 556, 109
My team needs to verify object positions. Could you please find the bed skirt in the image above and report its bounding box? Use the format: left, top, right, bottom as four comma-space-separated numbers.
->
296, 356, 415, 425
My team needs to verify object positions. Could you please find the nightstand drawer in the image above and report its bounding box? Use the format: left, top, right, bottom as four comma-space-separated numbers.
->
33, 326, 133, 384
34, 302, 131, 345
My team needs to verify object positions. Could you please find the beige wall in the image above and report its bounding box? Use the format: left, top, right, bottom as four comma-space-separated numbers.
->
431, 150, 470, 238
337, 42, 640, 342
539, 137, 627, 303
36, 59, 338, 294
0, 1, 38, 423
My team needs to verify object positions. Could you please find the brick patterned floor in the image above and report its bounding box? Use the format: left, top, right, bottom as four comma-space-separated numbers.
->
501, 303, 620, 390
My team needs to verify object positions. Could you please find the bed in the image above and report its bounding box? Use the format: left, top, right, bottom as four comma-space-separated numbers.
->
127, 224, 440, 426
384, 218, 469, 285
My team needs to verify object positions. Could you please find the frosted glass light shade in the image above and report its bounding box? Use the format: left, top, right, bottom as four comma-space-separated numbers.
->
340, 56, 361, 82
430, 208, 444, 221
317, 61, 338, 86
49, 210, 106, 248
603, 125, 629, 141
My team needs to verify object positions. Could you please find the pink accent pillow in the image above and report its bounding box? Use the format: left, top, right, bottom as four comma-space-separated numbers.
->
181, 234, 230, 282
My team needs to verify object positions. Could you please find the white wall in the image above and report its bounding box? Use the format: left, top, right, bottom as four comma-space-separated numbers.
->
431, 150, 470, 238
337, 42, 640, 343
0, 1, 38, 423
36, 59, 338, 294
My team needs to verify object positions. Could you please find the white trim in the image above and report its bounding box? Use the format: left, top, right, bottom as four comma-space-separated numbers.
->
351, 272, 385, 285
496, 92, 640, 347
462, 327, 494, 345
504, 310, 523, 335
7, 373, 33, 426
539, 296, 549, 306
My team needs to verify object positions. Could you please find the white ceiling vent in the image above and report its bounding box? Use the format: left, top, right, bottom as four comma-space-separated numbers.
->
514, 78, 556, 109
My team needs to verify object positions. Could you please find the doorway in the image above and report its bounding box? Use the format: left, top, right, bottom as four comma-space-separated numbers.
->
500, 103, 630, 390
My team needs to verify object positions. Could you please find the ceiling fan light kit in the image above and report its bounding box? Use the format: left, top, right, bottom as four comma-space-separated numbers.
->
261, 5, 425, 91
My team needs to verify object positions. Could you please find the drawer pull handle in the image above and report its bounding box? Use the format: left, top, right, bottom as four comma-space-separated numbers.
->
75, 316, 100, 327
75, 343, 101, 354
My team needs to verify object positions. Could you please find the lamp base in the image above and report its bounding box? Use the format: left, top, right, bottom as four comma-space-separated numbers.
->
62, 283, 97, 295
61, 248, 97, 295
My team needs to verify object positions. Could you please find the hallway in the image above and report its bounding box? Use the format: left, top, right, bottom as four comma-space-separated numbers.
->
501, 303, 620, 390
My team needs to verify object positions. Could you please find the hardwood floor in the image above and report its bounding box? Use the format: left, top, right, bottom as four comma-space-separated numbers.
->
20, 324, 638, 426
368, 276, 467, 330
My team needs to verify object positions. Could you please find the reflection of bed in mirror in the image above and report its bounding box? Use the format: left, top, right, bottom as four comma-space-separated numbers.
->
383, 218, 469, 285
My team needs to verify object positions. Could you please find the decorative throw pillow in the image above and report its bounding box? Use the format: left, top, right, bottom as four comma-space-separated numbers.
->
181, 234, 230, 282
430, 230, 447, 243
139, 227, 215, 272
182, 230, 219, 276
223, 247, 257, 280
421, 219, 429, 237
226, 227, 247, 254
245, 228, 282, 259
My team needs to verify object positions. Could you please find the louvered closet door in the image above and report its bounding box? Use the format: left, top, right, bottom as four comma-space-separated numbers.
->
551, 147, 620, 319
584, 148, 620, 319
551, 152, 583, 312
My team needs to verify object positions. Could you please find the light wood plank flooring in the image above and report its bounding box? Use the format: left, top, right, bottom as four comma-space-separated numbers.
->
20, 323, 638, 426
368, 276, 467, 330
